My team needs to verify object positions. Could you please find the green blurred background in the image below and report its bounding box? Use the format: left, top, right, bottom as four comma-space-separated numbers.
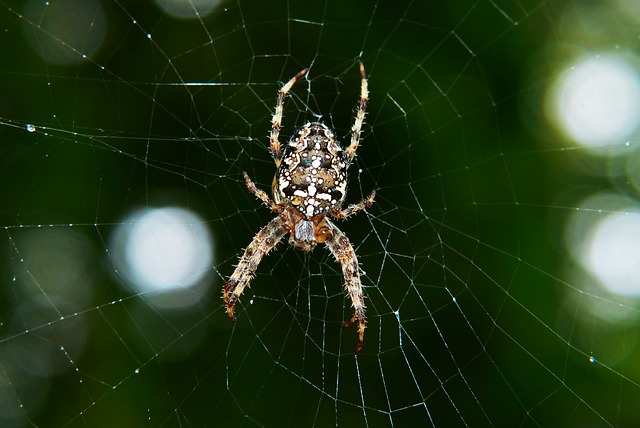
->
2, 0, 640, 426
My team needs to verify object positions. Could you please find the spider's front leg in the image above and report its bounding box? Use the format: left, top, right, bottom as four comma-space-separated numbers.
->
223, 214, 288, 320
323, 219, 367, 354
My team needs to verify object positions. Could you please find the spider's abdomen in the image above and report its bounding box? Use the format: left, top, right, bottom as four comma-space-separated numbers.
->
274, 122, 348, 218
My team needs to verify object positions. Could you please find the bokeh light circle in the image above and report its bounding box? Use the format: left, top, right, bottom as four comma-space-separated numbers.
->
109, 207, 213, 308
21, 0, 107, 65
547, 53, 640, 150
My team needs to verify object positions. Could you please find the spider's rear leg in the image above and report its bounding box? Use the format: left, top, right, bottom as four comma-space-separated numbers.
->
345, 62, 369, 164
270, 68, 309, 164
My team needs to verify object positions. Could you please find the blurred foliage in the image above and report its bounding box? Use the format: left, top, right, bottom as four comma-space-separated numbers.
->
1, 0, 639, 427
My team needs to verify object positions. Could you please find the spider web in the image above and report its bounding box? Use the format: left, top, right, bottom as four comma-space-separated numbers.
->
2, 0, 640, 426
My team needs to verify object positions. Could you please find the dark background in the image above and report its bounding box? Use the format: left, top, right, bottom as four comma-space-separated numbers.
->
1, 0, 639, 426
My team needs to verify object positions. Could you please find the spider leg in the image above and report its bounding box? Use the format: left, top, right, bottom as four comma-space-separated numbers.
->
243, 171, 283, 213
345, 62, 369, 164
323, 218, 367, 354
271, 68, 309, 166
223, 213, 289, 320
330, 190, 375, 220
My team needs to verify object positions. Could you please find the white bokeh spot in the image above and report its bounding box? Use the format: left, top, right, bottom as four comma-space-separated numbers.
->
152, 0, 220, 19
585, 211, 640, 297
21, 0, 107, 65
548, 53, 640, 149
110, 207, 213, 300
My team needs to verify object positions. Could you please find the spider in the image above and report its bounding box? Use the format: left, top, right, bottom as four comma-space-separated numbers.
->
223, 63, 375, 354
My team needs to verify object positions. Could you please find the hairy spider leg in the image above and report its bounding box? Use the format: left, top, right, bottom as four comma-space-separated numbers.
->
345, 62, 369, 164
223, 214, 289, 320
243, 171, 283, 213
323, 218, 367, 354
330, 190, 376, 220
225, 63, 373, 354
270, 68, 309, 166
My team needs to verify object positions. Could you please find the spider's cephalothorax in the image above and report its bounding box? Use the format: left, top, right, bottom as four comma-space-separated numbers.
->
223, 63, 375, 354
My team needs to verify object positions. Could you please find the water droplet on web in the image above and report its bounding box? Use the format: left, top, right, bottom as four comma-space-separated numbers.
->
26, 124, 36, 132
